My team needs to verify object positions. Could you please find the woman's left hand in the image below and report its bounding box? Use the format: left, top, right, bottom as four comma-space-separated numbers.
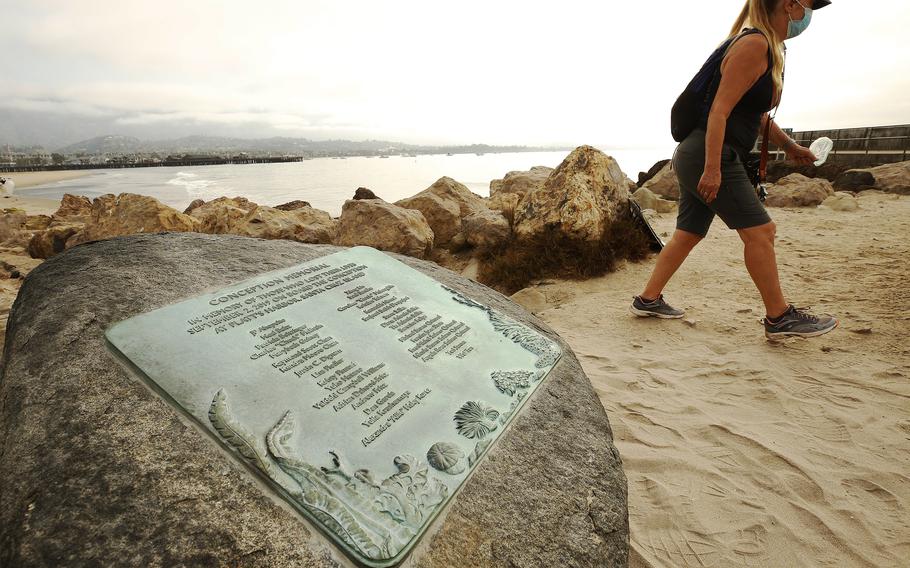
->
786, 142, 817, 165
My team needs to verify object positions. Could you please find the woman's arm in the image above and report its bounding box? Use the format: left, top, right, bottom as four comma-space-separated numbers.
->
761, 113, 817, 165
699, 34, 769, 203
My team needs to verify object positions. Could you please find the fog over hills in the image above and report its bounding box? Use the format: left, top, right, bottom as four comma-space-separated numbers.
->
0, 109, 565, 155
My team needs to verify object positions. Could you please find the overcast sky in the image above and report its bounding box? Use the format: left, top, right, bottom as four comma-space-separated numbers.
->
2, 0, 909, 148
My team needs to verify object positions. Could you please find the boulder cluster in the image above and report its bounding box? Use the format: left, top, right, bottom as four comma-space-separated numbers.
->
1, 146, 641, 281
632, 158, 910, 209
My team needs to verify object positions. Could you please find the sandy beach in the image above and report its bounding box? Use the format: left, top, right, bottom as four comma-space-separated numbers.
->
513, 190, 910, 567
1, 171, 91, 215
1, 170, 90, 189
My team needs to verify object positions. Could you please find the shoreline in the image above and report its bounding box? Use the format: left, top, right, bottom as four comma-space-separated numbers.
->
2, 170, 92, 190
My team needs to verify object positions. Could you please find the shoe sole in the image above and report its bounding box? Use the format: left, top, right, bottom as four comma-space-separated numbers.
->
765, 319, 839, 339
630, 306, 685, 319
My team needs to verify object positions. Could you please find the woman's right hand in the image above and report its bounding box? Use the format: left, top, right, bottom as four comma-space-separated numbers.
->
697, 166, 722, 203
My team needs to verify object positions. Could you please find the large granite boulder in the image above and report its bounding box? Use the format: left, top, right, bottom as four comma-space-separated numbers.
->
70, 193, 200, 247
53, 193, 93, 220
336, 199, 435, 259
489, 166, 553, 198
395, 177, 487, 248
27, 223, 84, 259
0, 233, 628, 567
190, 196, 260, 233
513, 146, 631, 242
765, 174, 834, 207
848, 160, 910, 195
639, 162, 679, 200
191, 197, 336, 244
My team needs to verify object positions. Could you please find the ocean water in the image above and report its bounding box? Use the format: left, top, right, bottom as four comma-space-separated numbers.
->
19, 149, 669, 217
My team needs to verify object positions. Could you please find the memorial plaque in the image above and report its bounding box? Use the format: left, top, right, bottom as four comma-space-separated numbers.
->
105, 246, 562, 567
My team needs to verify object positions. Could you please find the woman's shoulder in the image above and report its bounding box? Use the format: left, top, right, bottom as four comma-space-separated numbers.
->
730, 30, 771, 54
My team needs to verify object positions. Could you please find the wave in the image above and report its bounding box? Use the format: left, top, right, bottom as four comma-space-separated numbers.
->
167, 171, 216, 199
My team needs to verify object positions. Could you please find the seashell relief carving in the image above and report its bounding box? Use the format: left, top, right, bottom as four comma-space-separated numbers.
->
426, 442, 466, 475
454, 400, 500, 439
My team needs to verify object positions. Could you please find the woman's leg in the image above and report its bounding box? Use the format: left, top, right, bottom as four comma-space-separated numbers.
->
736, 222, 788, 318
639, 228, 703, 300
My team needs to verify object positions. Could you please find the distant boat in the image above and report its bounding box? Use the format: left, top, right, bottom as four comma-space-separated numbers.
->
0, 177, 14, 195
475, 153, 485, 156
379, 155, 389, 159
446, 153, 454, 156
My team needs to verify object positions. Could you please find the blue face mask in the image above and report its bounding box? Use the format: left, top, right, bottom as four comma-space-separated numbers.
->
787, 0, 813, 39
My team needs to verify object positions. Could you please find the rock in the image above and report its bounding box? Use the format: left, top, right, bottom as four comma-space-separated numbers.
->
27, 223, 84, 259
833, 170, 876, 191
765, 161, 850, 184
448, 231, 467, 251
232, 206, 337, 244
71, 193, 200, 247
274, 200, 312, 211
489, 166, 553, 198
0, 233, 628, 567
462, 209, 510, 249
485, 192, 520, 222
631, 187, 676, 214
850, 160, 910, 195
183, 198, 206, 214
0, 210, 36, 249
513, 146, 631, 242
25, 215, 52, 231
640, 162, 679, 200
353, 187, 379, 200
821, 192, 860, 212
336, 199, 434, 258
0, 210, 27, 245
637, 159, 670, 187
764, 174, 834, 207
395, 177, 487, 247
54, 194, 93, 218
190, 196, 259, 234
191, 197, 335, 243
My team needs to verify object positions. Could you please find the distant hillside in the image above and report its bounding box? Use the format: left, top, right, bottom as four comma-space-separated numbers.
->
58, 135, 144, 155
54, 135, 567, 156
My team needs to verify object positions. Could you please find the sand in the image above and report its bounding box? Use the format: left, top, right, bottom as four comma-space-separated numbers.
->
512, 190, 910, 567
1, 170, 90, 189
1, 171, 91, 215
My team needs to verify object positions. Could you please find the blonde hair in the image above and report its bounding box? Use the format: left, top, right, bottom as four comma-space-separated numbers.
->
728, 0, 785, 99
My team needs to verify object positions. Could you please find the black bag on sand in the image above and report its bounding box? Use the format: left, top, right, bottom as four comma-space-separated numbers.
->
670, 30, 763, 142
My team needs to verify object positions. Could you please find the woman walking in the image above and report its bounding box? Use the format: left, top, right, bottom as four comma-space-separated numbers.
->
631, 0, 838, 339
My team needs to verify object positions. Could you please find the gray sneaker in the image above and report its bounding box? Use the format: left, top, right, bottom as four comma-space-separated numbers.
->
630, 294, 685, 319
762, 305, 838, 339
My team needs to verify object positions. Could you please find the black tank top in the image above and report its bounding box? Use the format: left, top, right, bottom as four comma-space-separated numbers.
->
698, 28, 779, 156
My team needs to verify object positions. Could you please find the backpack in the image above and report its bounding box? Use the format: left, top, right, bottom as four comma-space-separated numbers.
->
670, 29, 763, 142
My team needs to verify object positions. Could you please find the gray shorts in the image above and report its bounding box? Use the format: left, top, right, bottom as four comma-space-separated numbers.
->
672, 129, 772, 237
